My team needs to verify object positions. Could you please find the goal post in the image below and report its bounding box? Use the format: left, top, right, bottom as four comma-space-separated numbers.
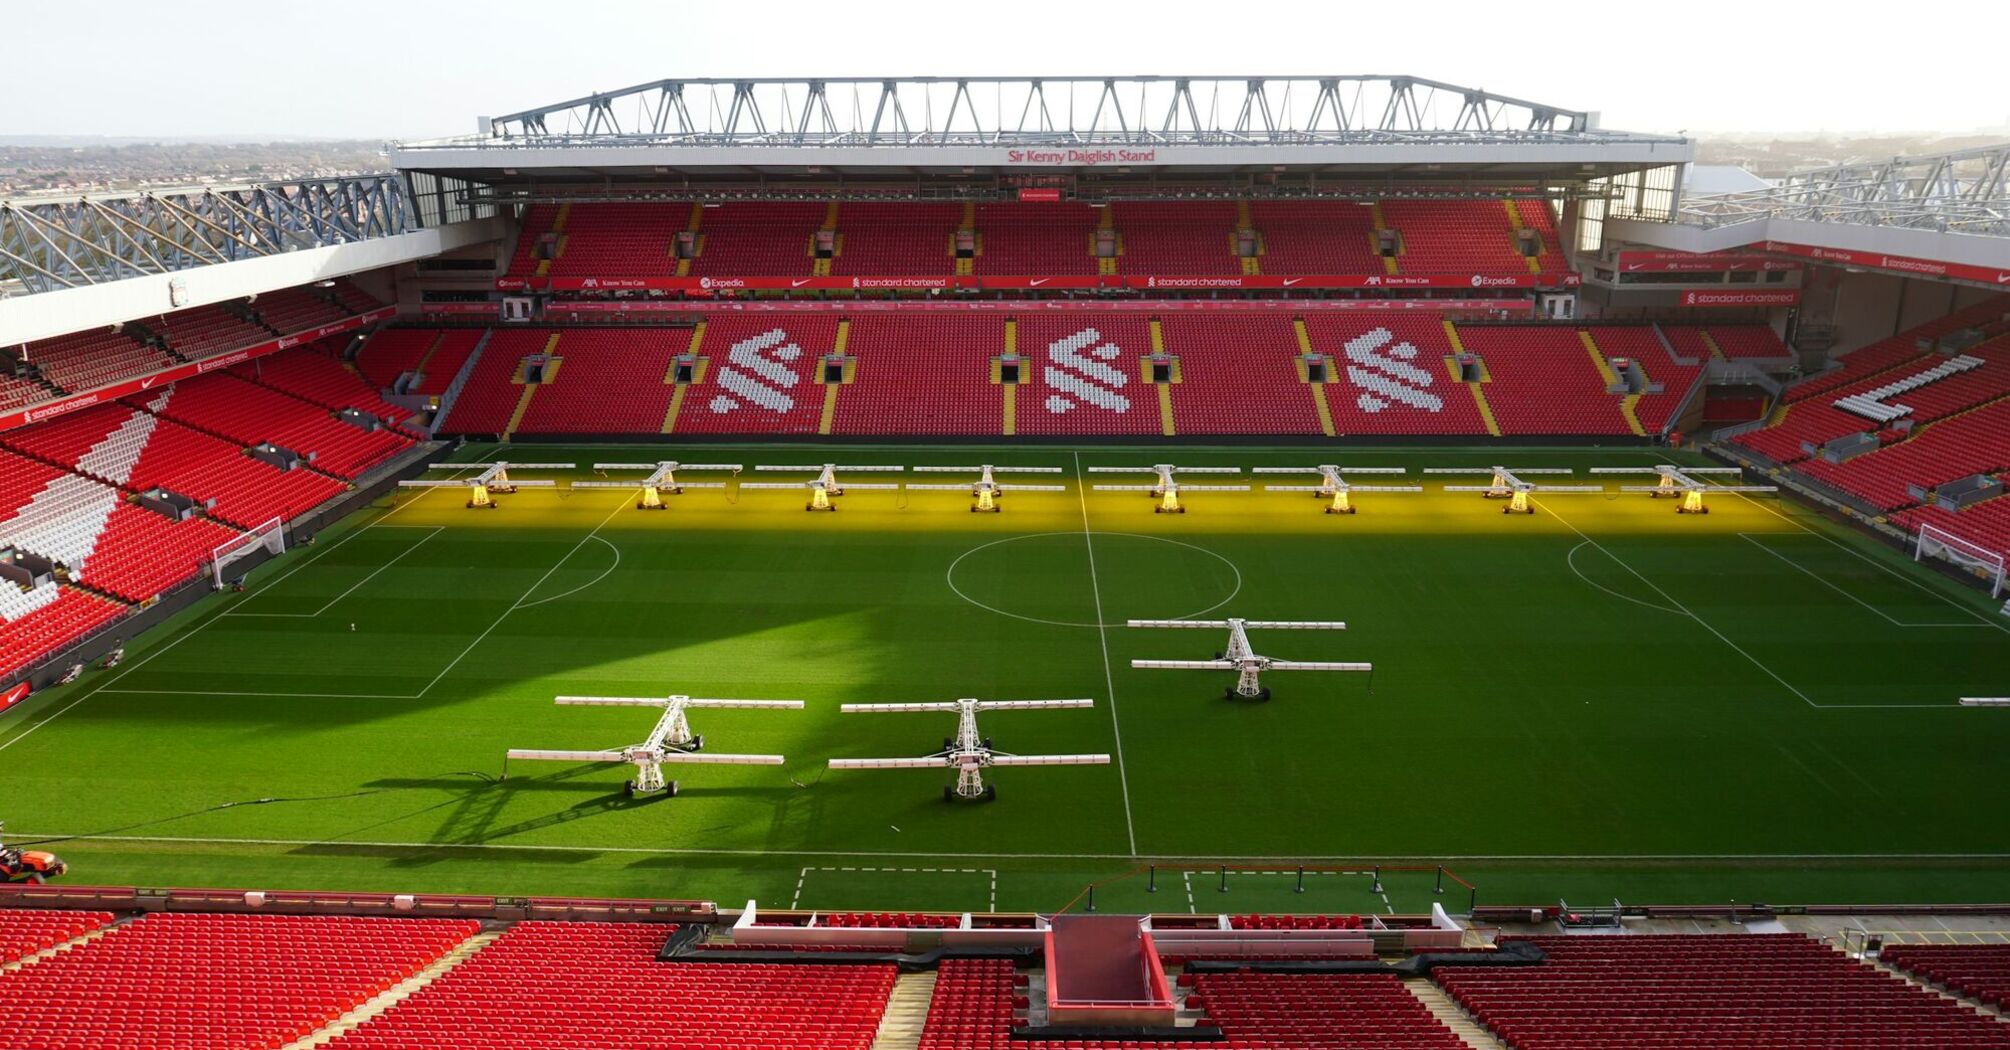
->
1914, 523, 2006, 598
211, 517, 287, 588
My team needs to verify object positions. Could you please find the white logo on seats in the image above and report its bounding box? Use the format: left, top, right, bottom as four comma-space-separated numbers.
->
708, 328, 803, 414
1344, 327, 1443, 413
1042, 327, 1130, 414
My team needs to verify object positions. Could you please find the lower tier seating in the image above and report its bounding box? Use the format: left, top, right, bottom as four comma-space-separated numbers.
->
669, 316, 842, 436
821, 912, 962, 929
327, 921, 896, 1050
1307, 315, 1490, 436
0, 912, 476, 1050
0, 583, 124, 679
514, 328, 689, 435
0, 910, 112, 963
831, 315, 1002, 435
1436, 934, 2010, 1050
1882, 943, 2010, 1010
434, 329, 551, 435
920, 958, 1467, 1050
1161, 314, 1322, 435
1892, 475, 2010, 556
1456, 326, 1632, 435
1012, 315, 1162, 436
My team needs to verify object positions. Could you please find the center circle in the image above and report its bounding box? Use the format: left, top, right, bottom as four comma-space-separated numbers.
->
945, 532, 1243, 628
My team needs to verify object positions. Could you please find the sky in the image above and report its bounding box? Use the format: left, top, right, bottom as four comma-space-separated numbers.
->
9, 0, 2008, 141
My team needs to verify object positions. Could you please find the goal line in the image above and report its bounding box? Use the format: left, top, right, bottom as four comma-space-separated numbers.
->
212, 517, 286, 588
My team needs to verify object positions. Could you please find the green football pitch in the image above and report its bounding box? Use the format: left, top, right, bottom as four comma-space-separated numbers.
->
4, 443, 2008, 916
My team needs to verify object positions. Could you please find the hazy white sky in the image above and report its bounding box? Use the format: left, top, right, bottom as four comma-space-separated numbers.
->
12, 0, 2007, 140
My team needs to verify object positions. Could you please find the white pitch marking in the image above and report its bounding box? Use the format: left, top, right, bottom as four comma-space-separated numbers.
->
1076, 451, 1139, 857
227, 526, 445, 618
1564, 541, 1686, 616
515, 535, 623, 610
1738, 533, 1988, 628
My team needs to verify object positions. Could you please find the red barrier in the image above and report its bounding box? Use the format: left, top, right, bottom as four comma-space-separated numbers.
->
538, 297, 1535, 317
501, 272, 1579, 293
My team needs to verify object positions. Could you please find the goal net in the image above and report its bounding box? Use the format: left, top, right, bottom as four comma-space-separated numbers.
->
1914, 523, 2006, 598
211, 517, 286, 588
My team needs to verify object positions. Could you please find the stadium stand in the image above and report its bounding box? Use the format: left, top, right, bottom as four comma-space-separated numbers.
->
1110, 201, 1240, 274
831, 314, 1002, 435
543, 203, 682, 279
0, 912, 476, 1050
1228, 914, 1368, 930
821, 912, 962, 929
1435, 934, 2010, 1049
230, 340, 416, 431
1892, 474, 2010, 556
1382, 200, 1550, 273
325, 921, 896, 1050
328, 278, 384, 315
668, 314, 841, 436
0, 583, 124, 679
1012, 315, 1162, 436
688, 202, 826, 276
1706, 325, 1794, 361
1307, 314, 1491, 436
831, 202, 965, 276
15, 328, 173, 394
0, 371, 53, 413
435, 328, 552, 435
1246, 200, 1386, 274
251, 286, 353, 332
1882, 943, 2010, 1010
145, 304, 271, 361
920, 958, 1468, 1049
973, 202, 1099, 275
143, 373, 413, 480
1587, 325, 1701, 435
0, 910, 112, 963
1454, 325, 1633, 435
513, 328, 690, 435
1160, 314, 1322, 435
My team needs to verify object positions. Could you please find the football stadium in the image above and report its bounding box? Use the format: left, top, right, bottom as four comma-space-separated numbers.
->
3, 64, 2010, 1049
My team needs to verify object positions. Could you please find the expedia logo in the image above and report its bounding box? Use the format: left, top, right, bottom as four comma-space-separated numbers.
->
1469, 275, 1519, 288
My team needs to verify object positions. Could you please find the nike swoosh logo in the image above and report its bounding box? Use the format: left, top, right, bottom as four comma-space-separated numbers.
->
1998, 273, 2010, 284
1282, 278, 1302, 286
1627, 264, 1645, 271
1029, 278, 1050, 287
791, 279, 812, 287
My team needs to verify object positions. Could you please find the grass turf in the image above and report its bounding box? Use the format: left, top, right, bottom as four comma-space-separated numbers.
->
3, 442, 2007, 915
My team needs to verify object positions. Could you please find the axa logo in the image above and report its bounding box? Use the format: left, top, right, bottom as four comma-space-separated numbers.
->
582, 278, 600, 288
1042, 328, 1130, 415
1364, 276, 1382, 286
1344, 327, 1443, 414
707, 329, 803, 415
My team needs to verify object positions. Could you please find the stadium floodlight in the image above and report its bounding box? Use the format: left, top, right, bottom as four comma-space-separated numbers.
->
573, 461, 744, 509
1424, 466, 1604, 515
1088, 464, 1248, 514
827, 697, 1109, 801
1252, 464, 1421, 515
1129, 617, 1369, 700
504, 694, 802, 799
908, 464, 1065, 512
743, 463, 905, 511
397, 461, 573, 508
1590, 464, 1779, 515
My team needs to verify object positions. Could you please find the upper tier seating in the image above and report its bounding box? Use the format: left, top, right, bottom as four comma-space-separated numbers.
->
920, 957, 1467, 1050
831, 315, 1002, 435
668, 315, 842, 436
0, 371, 53, 413
1160, 314, 1322, 435
831, 202, 964, 276
1456, 326, 1632, 435
508, 203, 562, 276
1436, 933, 2010, 1050
1012, 315, 1161, 435
1382, 200, 1545, 273
144, 373, 412, 480
16, 328, 173, 393
146, 304, 271, 361
1708, 325, 1793, 360
354, 328, 436, 390
973, 202, 1098, 275
0, 582, 124, 679
1882, 943, 2010, 1010
329, 278, 384, 314
0, 910, 112, 963
1110, 201, 1239, 274
1305, 314, 1490, 436
434, 329, 551, 435
0, 912, 476, 1050
252, 287, 352, 332
326, 921, 896, 1050
1248, 200, 1385, 274
514, 328, 690, 434
231, 339, 415, 432
689, 202, 825, 276
545, 203, 681, 279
